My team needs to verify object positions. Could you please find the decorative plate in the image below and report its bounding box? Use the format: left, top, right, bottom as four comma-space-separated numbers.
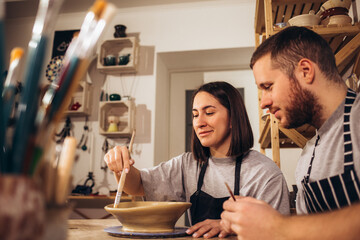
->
45, 55, 64, 82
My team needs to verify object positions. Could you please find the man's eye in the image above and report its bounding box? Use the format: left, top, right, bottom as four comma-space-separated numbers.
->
263, 84, 272, 90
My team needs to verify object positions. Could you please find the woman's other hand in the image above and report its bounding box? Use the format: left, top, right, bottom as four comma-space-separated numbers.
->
186, 219, 231, 238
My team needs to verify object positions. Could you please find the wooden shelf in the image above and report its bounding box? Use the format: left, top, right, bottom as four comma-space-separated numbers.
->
260, 115, 316, 149
99, 99, 136, 138
255, 0, 360, 167
97, 37, 139, 74
65, 80, 92, 116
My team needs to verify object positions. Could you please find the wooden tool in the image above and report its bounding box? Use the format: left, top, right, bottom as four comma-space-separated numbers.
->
55, 136, 77, 205
113, 129, 136, 208
224, 182, 236, 201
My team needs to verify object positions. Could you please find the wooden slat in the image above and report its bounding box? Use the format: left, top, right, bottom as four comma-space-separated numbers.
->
255, 0, 265, 34
272, 0, 323, 3
336, 33, 360, 73
275, 5, 286, 24
270, 114, 280, 167
279, 127, 309, 148
353, 52, 360, 78
302, 2, 313, 15
259, 115, 271, 148
265, 0, 274, 37
283, 4, 295, 23
293, 3, 303, 17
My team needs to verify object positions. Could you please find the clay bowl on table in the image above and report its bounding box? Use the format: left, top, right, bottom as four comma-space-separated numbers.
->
104, 201, 192, 233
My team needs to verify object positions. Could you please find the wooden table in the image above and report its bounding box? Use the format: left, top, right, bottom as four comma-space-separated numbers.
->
67, 219, 238, 240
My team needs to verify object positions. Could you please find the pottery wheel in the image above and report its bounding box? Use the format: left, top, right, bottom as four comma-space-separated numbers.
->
104, 226, 189, 238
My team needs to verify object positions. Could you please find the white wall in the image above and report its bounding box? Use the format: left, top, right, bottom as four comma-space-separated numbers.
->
4, 0, 300, 197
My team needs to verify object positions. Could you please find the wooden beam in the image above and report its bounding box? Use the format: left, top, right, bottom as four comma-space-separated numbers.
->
270, 114, 280, 167
336, 33, 360, 73
279, 127, 308, 148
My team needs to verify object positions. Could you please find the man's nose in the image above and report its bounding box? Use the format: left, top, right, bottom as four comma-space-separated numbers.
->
260, 91, 272, 109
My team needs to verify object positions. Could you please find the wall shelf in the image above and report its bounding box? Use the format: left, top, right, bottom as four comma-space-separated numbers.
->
97, 37, 139, 74
65, 80, 92, 116
99, 99, 135, 138
255, 0, 360, 167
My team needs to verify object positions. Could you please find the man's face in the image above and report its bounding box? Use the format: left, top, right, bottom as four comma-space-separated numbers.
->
253, 54, 321, 128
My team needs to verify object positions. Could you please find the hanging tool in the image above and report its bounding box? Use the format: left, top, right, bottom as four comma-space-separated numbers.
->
77, 117, 89, 151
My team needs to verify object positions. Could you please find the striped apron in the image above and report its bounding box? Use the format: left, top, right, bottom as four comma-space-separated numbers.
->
301, 89, 360, 213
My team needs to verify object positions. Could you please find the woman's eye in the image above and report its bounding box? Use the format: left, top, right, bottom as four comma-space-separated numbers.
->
192, 114, 198, 118
206, 112, 214, 116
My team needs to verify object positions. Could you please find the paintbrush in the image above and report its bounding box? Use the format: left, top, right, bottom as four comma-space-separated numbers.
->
1, 48, 24, 172
31, 1, 116, 176
114, 129, 136, 208
10, 0, 64, 173
224, 182, 236, 201
0, 0, 5, 172
55, 137, 77, 205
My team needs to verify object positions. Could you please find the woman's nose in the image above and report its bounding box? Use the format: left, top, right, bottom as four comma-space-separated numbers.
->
194, 114, 206, 128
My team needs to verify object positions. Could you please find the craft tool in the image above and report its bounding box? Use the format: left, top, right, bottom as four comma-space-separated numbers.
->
55, 137, 77, 205
0, 0, 5, 171
31, 1, 116, 176
114, 129, 136, 208
224, 182, 236, 201
10, 0, 64, 173
1, 48, 24, 171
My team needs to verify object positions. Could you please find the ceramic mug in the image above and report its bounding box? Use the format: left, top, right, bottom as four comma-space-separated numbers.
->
119, 54, 130, 65
104, 55, 116, 66
109, 93, 121, 101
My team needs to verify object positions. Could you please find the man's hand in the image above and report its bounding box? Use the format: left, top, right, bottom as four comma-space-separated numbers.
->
221, 196, 286, 240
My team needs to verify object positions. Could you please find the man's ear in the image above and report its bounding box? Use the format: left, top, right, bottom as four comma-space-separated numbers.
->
296, 58, 315, 84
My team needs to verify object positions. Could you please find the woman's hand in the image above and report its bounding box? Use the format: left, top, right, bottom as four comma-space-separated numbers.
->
104, 145, 134, 173
186, 219, 231, 238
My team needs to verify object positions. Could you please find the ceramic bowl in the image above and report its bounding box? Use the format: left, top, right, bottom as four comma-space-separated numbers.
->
328, 14, 352, 25
321, 0, 351, 11
104, 201, 192, 233
288, 12, 321, 26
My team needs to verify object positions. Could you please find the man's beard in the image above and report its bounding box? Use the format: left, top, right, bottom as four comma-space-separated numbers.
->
283, 77, 322, 129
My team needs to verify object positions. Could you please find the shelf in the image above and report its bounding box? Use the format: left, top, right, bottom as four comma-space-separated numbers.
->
97, 37, 139, 74
255, 0, 360, 167
259, 114, 316, 149
99, 99, 136, 138
65, 80, 92, 116
255, 0, 360, 75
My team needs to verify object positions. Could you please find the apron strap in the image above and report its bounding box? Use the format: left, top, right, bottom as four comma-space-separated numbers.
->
343, 89, 356, 172
196, 161, 208, 191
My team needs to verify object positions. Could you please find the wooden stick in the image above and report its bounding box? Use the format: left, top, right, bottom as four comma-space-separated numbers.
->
113, 129, 136, 207
55, 137, 77, 205
225, 182, 236, 201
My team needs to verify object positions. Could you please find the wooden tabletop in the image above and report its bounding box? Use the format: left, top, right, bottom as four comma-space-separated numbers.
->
67, 219, 238, 240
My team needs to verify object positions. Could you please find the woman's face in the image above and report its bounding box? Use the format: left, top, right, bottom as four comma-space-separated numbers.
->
192, 91, 231, 157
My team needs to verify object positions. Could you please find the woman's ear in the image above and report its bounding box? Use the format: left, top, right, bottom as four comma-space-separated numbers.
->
296, 58, 315, 85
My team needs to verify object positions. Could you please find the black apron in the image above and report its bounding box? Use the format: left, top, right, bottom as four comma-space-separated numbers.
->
301, 89, 360, 213
190, 155, 242, 225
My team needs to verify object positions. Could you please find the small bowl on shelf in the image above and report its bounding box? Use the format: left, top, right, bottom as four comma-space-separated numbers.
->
288, 10, 321, 27
104, 201, 191, 233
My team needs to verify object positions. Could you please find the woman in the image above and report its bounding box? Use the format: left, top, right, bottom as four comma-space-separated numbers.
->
104, 81, 290, 238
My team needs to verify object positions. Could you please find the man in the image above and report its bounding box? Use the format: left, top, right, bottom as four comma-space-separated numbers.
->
220, 26, 360, 239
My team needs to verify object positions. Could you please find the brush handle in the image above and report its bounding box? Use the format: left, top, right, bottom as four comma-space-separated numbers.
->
113, 171, 127, 208
55, 137, 77, 205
